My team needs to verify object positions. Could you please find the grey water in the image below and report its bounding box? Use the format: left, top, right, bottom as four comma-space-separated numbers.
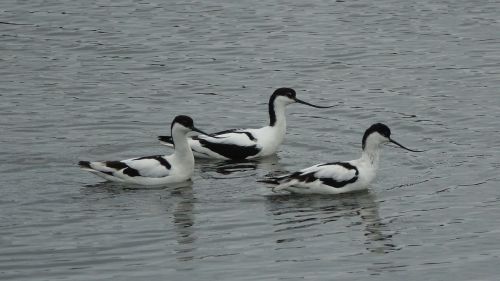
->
1, 0, 500, 280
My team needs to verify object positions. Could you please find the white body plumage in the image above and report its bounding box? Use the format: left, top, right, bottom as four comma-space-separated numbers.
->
269, 123, 419, 195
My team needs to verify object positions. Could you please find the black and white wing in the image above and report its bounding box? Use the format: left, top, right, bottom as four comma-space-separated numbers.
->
79, 155, 172, 180
272, 162, 359, 191
193, 128, 261, 159
158, 128, 245, 147
158, 128, 262, 160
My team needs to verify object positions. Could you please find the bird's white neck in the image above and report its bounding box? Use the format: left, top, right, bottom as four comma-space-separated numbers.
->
251, 102, 288, 156
269, 101, 287, 130
172, 131, 194, 161
360, 144, 381, 168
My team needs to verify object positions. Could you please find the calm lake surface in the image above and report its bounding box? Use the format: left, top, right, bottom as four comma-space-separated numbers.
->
1, 0, 500, 280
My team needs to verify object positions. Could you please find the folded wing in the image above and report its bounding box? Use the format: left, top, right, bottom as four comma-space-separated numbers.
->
283, 162, 359, 188
80, 155, 172, 179
191, 129, 261, 159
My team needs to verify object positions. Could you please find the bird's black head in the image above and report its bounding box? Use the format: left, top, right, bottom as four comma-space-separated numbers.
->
171, 115, 194, 130
362, 123, 391, 150
361, 123, 423, 152
267, 88, 297, 126
270, 87, 297, 101
170, 115, 216, 140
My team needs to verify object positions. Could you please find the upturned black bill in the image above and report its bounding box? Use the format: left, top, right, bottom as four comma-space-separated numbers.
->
192, 127, 222, 138
295, 98, 335, 108
389, 139, 423, 152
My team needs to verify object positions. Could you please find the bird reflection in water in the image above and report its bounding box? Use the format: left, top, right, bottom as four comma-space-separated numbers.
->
265, 191, 397, 254
170, 185, 197, 264
81, 181, 198, 264
198, 154, 282, 178
81, 180, 193, 192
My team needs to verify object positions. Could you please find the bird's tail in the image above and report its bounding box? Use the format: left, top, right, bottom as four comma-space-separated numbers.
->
78, 160, 114, 175
78, 160, 92, 169
271, 180, 298, 192
158, 135, 174, 147
258, 174, 293, 192
257, 177, 281, 185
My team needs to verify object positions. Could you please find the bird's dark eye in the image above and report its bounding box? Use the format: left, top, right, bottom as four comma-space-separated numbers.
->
380, 129, 390, 138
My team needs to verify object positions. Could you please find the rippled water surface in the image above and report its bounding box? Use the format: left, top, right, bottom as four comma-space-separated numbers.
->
2, 0, 500, 280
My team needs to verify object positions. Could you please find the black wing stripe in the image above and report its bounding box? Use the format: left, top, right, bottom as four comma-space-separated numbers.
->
318, 162, 357, 171
196, 130, 256, 141
214, 129, 238, 135
105, 161, 128, 170
198, 139, 260, 160
191, 129, 259, 159
289, 171, 317, 183
156, 157, 171, 169
123, 167, 140, 177
191, 129, 236, 140
105, 161, 141, 177
136, 155, 171, 169
242, 132, 256, 141
320, 175, 358, 188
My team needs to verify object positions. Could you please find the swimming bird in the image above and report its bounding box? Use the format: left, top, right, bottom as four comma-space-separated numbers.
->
263, 123, 421, 194
158, 88, 333, 160
78, 115, 212, 185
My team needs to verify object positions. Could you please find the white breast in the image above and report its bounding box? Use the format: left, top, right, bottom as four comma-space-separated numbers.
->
252, 126, 285, 157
